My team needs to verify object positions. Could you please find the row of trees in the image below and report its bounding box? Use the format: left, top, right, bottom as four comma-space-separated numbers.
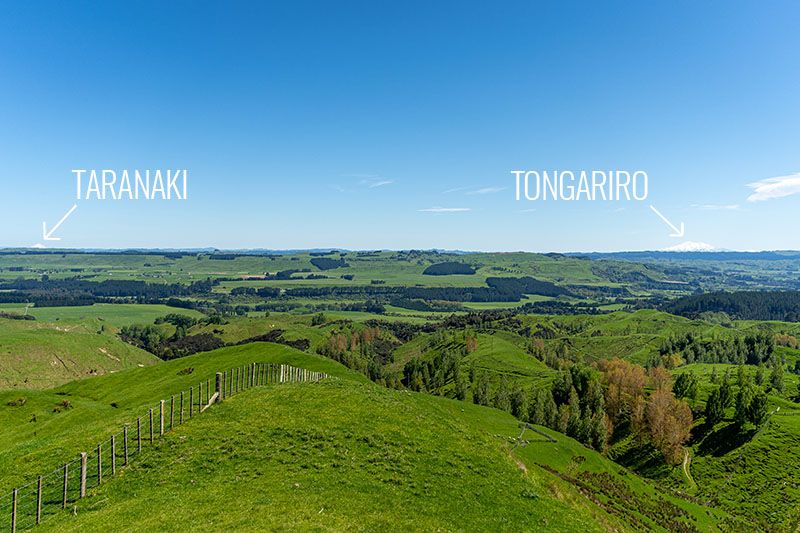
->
658, 332, 775, 366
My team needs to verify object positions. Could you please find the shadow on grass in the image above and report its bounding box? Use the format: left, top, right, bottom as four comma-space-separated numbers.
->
696, 422, 756, 457
613, 442, 672, 480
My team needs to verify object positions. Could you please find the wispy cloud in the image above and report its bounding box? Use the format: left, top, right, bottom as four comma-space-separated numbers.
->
691, 203, 741, 210
747, 172, 800, 202
442, 186, 471, 194
443, 185, 506, 195
466, 186, 506, 195
363, 178, 394, 188
418, 207, 471, 213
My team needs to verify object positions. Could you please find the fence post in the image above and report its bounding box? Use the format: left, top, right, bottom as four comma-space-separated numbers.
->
215, 372, 223, 403
137, 417, 142, 453
160, 400, 165, 436
97, 444, 102, 485
190, 386, 194, 418
170, 396, 175, 430
206, 379, 210, 404
149, 409, 154, 444
221, 372, 226, 399
36, 476, 42, 525
111, 435, 116, 475
252, 362, 256, 387
124, 426, 129, 466
11, 488, 16, 533
62, 463, 68, 509
180, 391, 185, 424
80, 452, 87, 497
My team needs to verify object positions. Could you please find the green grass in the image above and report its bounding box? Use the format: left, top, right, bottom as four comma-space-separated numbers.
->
0, 303, 204, 329
23, 361, 727, 532
0, 343, 362, 491
0, 318, 158, 390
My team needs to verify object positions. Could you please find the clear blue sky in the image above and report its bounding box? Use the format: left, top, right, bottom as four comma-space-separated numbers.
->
1, 1, 798, 251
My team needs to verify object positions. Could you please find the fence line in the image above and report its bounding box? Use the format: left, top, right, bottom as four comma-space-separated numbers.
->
1, 363, 328, 532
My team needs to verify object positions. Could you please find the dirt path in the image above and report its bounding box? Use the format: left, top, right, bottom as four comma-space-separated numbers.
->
682, 449, 697, 490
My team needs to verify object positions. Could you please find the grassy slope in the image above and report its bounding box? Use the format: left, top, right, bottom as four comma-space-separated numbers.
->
38, 380, 614, 532
0, 343, 362, 490
0, 318, 158, 390
34, 368, 727, 532
674, 364, 800, 530
0, 303, 204, 329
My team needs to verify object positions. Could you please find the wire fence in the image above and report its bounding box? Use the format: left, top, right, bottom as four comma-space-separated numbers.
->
0, 363, 328, 532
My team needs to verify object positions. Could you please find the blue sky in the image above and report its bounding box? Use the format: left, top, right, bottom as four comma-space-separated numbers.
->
0, 1, 798, 251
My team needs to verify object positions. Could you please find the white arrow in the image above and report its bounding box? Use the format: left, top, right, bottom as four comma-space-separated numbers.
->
42, 204, 78, 241
649, 205, 685, 238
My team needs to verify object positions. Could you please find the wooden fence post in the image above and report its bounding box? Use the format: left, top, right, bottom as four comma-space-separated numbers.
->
62, 463, 68, 509
190, 386, 194, 418
97, 444, 102, 485
216, 372, 223, 403
180, 391, 185, 424
10, 488, 16, 533
36, 476, 42, 525
149, 409, 154, 444
111, 435, 116, 475
123, 426, 129, 466
137, 417, 142, 453
160, 400, 165, 436
80, 453, 87, 498
206, 379, 210, 404
170, 396, 175, 430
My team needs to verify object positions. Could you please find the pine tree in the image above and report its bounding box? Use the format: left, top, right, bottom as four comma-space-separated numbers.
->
543, 389, 558, 428
718, 373, 732, 409
770, 360, 785, 394
493, 375, 511, 412
735, 383, 754, 427
589, 412, 608, 451
566, 387, 582, 437
704, 388, 724, 426
453, 365, 467, 401
510, 384, 528, 420
472, 373, 490, 406
755, 365, 765, 386
747, 389, 769, 426
527, 388, 543, 425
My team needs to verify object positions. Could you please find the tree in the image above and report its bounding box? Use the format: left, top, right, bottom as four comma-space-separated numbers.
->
770, 360, 785, 394
589, 412, 609, 451
598, 358, 647, 424
649, 366, 672, 391
566, 388, 582, 438
704, 388, 725, 426
735, 383, 754, 427
472, 373, 490, 406
493, 375, 510, 412
755, 365, 765, 386
646, 388, 693, 465
510, 384, 528, 420
747, 389, 769, 426
718, 373, 732, 409
673, 372, 699, 403
527, 388, 543, 425
542, 389, 558, 428
453, 365, 468, 401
